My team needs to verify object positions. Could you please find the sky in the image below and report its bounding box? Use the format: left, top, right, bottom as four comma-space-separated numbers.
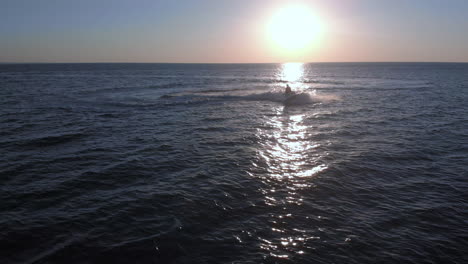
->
1, 0, 468, 63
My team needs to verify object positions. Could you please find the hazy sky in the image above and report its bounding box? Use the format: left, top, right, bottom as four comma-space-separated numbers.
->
1, 0, 467, 63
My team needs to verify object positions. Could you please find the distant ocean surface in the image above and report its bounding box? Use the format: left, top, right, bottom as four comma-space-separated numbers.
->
1, 63, 467, 263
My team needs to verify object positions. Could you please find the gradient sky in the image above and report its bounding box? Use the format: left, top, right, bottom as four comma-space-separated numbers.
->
1, 0, 467, 63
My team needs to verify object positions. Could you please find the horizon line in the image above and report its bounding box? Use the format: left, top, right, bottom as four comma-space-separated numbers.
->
1, 61, 468, 64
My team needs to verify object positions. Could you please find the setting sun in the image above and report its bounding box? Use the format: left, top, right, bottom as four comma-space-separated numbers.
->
267, 4, 323, 57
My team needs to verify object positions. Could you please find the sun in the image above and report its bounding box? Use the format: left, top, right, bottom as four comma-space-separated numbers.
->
267, 4, 323, 56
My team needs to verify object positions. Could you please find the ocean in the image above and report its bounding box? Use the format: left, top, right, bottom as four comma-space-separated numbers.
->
1, 63, 467, 263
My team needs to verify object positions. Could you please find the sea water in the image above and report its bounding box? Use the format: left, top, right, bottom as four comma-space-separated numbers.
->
1, 63, 467, 263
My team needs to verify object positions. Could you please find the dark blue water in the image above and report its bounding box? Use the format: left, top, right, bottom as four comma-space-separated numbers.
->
1, 63, 467, 263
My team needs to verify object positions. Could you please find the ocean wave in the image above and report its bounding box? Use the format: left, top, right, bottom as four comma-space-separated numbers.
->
12, 132, 87, 148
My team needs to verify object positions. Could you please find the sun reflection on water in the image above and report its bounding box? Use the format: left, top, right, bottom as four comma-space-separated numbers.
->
279, 62, 306, 91
251, 103, 328, 260
281, 62, 304, 82
258, 110, 326, 181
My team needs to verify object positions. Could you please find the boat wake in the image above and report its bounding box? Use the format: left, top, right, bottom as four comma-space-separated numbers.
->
159, 89, 339, 107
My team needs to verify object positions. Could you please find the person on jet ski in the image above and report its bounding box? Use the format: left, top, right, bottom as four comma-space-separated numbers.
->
285, 84, 293, 95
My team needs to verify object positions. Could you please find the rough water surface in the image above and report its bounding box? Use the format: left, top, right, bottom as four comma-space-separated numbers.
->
1, 63, 467, 263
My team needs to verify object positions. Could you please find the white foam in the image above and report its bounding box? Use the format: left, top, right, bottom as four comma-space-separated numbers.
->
243, 90, 339, 106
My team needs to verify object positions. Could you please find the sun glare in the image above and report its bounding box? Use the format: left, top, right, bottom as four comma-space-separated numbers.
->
267, 4, 323, 57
